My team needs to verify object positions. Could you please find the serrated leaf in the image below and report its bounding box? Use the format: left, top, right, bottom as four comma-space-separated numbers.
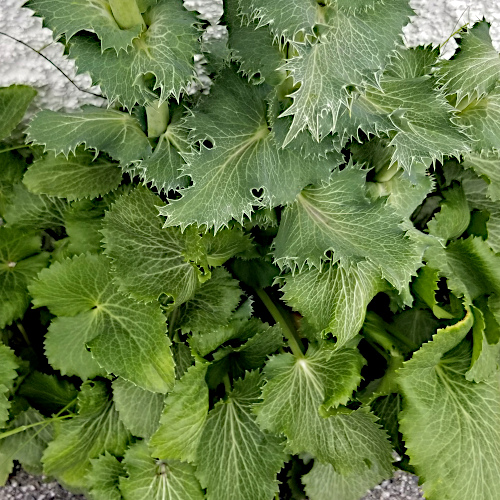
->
201, 226, 256, 266
172, 342, 194, 379
273, 166, 421, 299
463, 151, 500, 202
23, 149, 122, 201
150, 363, 208, 462
458, 83, 500, 153
437, 21, 500, 106
225, 0, 286, 85
24, 0, 143, 52
196, 371, 286, 500
256, 345, 392, 473
0, 409, 53, 483
112, 377, 164, 438
70, 0, 199, 108
88, 453, 124, 500
384, 45, 439, 80
0, 227, 49, 328
42, 380, 130, 491
160, 68, 337, 231
465, 305, 500, 382
281, 261, 385, 347
102, 187, 202, 305
280, 0, 413, 144
0, 344, 19, 428
398, 308, 500, 500
370, 393, 403, 454
0, 85, 37, 140
120, 441, 204, 500
19, 371, 77, 415
30, 254, 175, 392
303, 460, 388, 500
428, 184, 470, 241
178, 268, 242, 334
0, 152, 25, 217
27, 107, 152, 165
389, 308, 439, 351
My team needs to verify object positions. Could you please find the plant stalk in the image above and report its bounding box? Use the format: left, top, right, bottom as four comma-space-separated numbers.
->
109, 0, 145, 30
146, 100, 170, 138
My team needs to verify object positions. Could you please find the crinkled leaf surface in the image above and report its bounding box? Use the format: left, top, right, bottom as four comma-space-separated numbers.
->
23, 149, 122, 201
102, 187, 201, 305
27, 107, 152, 165
161, 68, 337, 231
150, 363, 208, 462
30, 253, 175, 392
196, 371, 286, 500
24, 0, 143, 52
70, 0, 199, 108
273, 167, 421, 299
281, 261, 385, 347
88, 452, 124, 500
398, 309, 500, 500
0, 85, 37, 140
42, 381, 130, 491
112, 377, 164, 438
120, 441, 204, 500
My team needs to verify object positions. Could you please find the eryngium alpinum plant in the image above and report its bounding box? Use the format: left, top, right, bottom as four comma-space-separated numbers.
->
1, 1, 500, 499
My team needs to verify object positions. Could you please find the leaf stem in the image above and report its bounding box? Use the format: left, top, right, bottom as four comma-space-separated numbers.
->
16, 321, 30, 346
0, 145, 30, 154
255, 288, 304, 358
223, 374, 232, 394
0, 413, 73, 440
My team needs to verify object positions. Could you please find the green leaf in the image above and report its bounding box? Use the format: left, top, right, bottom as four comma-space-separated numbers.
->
465, 305, 500, 382
273, 166, 421, 299
398, 309, 500, 500
112, 377, 164, 438
0, 409, 53, 483
30, 254, 175, 392
256, 345, 392, 473
88, 452, 125, 500
0, 344, 19, 428
178, 268, 242, 334
23, 149, 123, 201
24, 0, 143, 52
428, 184, 470, 241
225, 0, 286, 85
150, 363, 208, 462
0, 152, 25, 218
281, 261, 385, 347
42, 381, 130, 491
0, 85, 37, 140
389, 308, 439, 351
280, 0, 413, 144
19, 371, 77, 415
201, 227, 256, 267
120, 440, 204, 500
27, 107, 152, 165
303, 460, 389, 500
102, 187, 202, 305
437, 21, 500, 106
69, 0, 199, 108
160, 68, 337, 231
457, 83, 500, 153
0, 227, 49, 328
196, 371, 286, 500
463, 151, 500, 202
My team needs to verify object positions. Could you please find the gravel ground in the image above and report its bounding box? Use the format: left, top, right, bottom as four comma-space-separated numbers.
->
0, 0, 499, 499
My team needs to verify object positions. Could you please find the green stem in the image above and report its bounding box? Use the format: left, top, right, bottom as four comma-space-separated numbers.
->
223, 374, 232, 394
255, 288, 304, 358
0, 144, 29, 154
146, 100, 169, 138
109, 0, 145, 30
16, 321, 30, 346
0, 413, 74, 440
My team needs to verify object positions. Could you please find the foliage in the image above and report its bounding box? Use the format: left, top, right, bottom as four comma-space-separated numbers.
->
1, 2, 500, 499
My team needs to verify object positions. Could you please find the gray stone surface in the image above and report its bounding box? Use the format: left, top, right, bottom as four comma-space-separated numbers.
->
0, 1, 499, 499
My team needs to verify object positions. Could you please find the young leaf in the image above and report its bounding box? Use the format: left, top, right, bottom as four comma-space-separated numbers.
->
23, 149, 123, 201
27, 107, 152, 165
112, 378, 165, 438
42, 381, 131, 490
102, 187, 202, 306
196, 371, 286, 500
30, 254, 175, 392
281, 261, 385, 347
0, 85, 37, 140
120, 441, 204, 500
160, 68, 337, 231
273, 166, 421, 299
69, 0, 199, 108
256, 345, 392, 474
150, 363, 208, 462
398, 309, 500, 500
87, 452, 125, 500
24, 0, 143, 52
